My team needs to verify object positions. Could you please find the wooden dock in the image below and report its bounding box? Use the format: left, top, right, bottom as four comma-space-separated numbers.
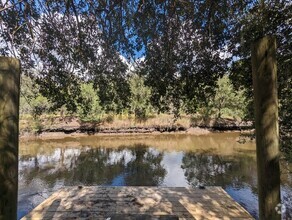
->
21, 186, 254, 220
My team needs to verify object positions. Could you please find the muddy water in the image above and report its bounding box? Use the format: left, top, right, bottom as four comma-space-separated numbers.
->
18, 133, 292, 219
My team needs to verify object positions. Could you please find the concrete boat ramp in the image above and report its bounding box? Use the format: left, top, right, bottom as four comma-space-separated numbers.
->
22, 186, 253, 220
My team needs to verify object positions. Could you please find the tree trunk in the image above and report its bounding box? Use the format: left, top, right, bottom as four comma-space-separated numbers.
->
251, 36, 281, 220
0, 57, 20, 220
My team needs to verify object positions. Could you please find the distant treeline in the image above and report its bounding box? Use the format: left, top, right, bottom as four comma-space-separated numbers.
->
20, 74, 247, 123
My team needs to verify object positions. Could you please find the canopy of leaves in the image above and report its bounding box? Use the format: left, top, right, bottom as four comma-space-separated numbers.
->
0, 0, 250, 110
0, 0, 291, 129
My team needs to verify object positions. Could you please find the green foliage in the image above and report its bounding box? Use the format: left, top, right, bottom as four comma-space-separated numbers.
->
129, 74, 152, 121
228, 0, 291, 155
213, 75, 247, 120
30, 96, 51, 119
31, 118, 44, 133
77, 83, 102, 122
197, 104, 216, 124
20, 76, 52, 118
279, 57, 292, 132
20, 76, 35, 115
281, 136, 292, 163
229, 60, 254, 121
196, 75, 247, 121
104, 114, 114, 124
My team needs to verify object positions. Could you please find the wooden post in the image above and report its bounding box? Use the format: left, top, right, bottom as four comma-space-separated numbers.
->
251, 36, 281, 219
0, 57, 20, 220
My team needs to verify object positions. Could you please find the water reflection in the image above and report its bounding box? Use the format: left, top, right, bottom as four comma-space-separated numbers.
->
181, 153, 259, 216
19, 146, 166, 187
18, 133, 292, 219
182, 152, 257, 188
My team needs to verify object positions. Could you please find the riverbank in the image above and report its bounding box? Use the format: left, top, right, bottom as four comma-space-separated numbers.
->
20, 127, 214, 140
19, 114, 253, 140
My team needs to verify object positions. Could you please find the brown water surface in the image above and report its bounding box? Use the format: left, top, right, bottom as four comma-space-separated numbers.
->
18, 132, 292, 219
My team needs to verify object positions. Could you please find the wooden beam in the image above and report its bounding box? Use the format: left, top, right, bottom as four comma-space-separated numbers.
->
0, 57, 21, 220
251, 36, 281, 219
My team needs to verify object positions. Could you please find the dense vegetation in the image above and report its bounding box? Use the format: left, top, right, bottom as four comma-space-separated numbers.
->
19, 73, 247, 123
1, 0, 291, 157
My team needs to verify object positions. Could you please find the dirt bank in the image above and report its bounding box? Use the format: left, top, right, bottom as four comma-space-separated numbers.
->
19, 115, 253, 140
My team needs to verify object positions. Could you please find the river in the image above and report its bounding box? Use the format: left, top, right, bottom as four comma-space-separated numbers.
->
18, 132, 292, 219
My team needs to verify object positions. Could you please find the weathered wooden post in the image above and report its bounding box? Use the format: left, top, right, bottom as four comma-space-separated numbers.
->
0, 57, 20, 220
251, 36, 281, 219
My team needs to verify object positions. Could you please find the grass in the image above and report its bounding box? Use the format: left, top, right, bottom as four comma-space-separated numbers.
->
99, 113, 191, 128
19, 113, 193, 133
19, 112, 246, 135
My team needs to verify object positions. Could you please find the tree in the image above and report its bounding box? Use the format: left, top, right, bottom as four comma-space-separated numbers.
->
0, 1, 133, 111
20, 76, 52, 118
138, 6, 230, 116
20, 76, 39, 115
77, 83, 102, 122
213, 75, 247, 119
228, 0, 291, 162
229, 60, 254, 121
229, 0, 291, 129
129, 73, 152, 120
0, 0, 246, 115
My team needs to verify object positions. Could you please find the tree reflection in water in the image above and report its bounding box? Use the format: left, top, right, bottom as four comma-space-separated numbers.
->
19, 144, 166, 187
181, 152, 257, 189
124, 144, 166, 186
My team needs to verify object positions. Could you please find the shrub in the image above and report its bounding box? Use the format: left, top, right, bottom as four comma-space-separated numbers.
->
129, 74, 153, 121
77, 83, 102, 122
213, 75, 247, 120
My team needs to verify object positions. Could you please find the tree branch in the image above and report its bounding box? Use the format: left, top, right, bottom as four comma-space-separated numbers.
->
0, 0, 24, 13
